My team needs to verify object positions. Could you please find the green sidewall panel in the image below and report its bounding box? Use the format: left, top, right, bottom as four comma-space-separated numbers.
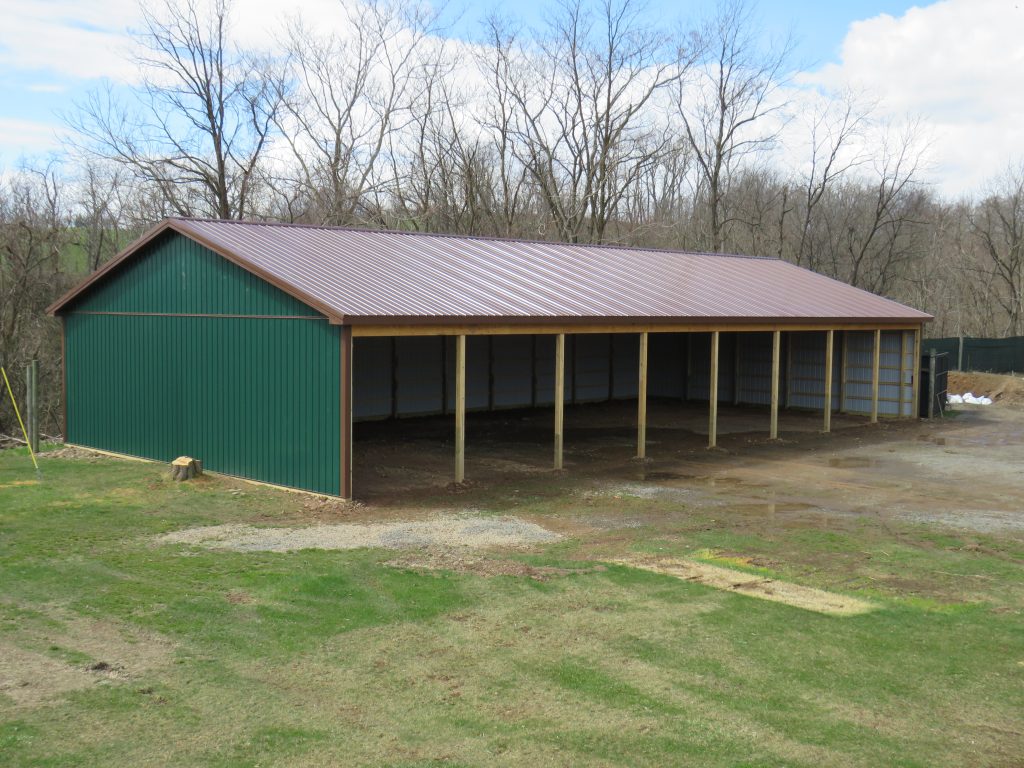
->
64, 233, 341, 496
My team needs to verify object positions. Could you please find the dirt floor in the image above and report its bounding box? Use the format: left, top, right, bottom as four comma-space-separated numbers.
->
346, 398, 1024, 540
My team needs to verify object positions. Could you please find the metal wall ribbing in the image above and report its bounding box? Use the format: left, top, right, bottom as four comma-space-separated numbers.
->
64, 233, 341, 495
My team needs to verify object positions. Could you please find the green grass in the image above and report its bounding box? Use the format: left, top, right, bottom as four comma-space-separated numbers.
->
0, 447, 1022, 766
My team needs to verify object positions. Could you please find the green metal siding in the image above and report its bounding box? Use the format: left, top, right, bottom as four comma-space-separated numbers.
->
69, 231, 319, 316
64, 233, 341, 495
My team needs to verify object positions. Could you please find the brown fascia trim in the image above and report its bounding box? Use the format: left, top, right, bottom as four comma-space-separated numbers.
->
341, 314, 933, 327
46, 219, 344, 323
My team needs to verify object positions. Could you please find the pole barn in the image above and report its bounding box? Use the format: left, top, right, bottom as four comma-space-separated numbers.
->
48, 219, 932, 499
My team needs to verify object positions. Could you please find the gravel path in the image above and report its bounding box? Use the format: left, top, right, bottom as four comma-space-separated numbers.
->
159, 515, 562, 552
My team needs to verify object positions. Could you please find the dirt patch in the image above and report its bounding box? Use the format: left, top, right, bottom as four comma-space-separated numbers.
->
159, 515, 562, 552
948, 371, 1024, 405
38, 445, 125, 461
0, 616, 175, 707
386, 551, 606, 581
614, 556, 876, 616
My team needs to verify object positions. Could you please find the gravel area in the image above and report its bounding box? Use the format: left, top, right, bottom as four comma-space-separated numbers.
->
159, 515, 562, 552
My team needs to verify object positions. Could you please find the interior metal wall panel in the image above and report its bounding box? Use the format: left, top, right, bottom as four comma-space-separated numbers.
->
491, 335, 535, 408
443, 336, 495, 412
574, 333, 612, 402
611, 334, 640, 399
735, 332, 772, 405
353, 337, 392, 419
533, 335, 558, 405
395, 336, 444, 415
648, 333, 685, 398
787, 332, 842, 411
687, 333, 735, 402
842, 331, 874, 414
901, 331, 916, 416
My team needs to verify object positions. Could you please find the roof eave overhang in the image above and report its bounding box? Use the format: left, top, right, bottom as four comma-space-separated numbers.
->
340, 314, 933, 327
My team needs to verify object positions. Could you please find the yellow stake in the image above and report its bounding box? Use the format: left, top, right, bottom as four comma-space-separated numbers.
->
1, 366, 39, 471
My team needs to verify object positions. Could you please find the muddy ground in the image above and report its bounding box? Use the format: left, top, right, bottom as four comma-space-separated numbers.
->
345, 398, 1024, 541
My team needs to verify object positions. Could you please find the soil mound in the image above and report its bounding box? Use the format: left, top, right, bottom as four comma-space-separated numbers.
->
948, 371, 1024, 406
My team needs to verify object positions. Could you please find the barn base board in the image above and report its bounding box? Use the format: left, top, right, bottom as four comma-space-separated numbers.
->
62, 443, 344, 500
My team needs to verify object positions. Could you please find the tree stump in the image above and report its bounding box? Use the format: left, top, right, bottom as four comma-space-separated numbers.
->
171, 456, 203, 481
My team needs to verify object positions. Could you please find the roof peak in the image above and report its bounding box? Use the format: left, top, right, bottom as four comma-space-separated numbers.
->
168, 217, 778, 262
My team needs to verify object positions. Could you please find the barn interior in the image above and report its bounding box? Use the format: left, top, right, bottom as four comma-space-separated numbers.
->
350, 329, 918, 496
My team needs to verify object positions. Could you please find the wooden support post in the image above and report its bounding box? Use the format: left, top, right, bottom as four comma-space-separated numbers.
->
770, 330, 781, 439
732, 334, 741, 405
839, 331, 848, 414
871, 329, 881, 423
899, 331, 908, 417
708, 331, 719, 449
637, 332, 648, 459
554, 333, 565, 469
823, 330, 834, 433
912, 326, 922, 418
455, 334, 466, 484
340, 326, 353, 499
389, 337, 398, 419
784, 332, 793, 408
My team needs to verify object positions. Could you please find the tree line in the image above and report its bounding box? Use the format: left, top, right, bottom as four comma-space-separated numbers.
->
2, 0, 1023, 438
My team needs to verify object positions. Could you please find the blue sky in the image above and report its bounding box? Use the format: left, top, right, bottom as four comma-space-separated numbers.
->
1, 0, 1021, 196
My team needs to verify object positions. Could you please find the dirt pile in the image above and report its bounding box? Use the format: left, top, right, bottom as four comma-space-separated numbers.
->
948, 371, 1024, 405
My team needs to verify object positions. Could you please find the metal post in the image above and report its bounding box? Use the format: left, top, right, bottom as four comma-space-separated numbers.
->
26, 360, 39, 453
928, 348, 937, 419
957, 336, 964, 372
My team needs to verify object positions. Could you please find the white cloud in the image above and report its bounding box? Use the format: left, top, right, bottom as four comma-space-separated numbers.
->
799, 0, 1024, 197
0, 118, 68, 167
0, 0, 141, 81
26, 84, 68, 94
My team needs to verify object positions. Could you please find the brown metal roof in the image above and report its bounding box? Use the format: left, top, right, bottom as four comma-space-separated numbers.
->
48, 218, 933, 325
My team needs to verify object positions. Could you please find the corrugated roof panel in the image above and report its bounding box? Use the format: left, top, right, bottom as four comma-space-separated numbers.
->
51, 218, 934, 325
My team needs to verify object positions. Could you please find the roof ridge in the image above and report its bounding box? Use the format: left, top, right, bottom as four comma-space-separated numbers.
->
169, 217, 778, 261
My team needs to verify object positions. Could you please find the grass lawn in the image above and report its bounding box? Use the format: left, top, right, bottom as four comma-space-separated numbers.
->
0, 446, 1022, 766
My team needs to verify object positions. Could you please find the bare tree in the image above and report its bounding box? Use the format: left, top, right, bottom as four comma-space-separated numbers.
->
495, 0, 693, 243
787, 91, 872, 269
71, 0, 282, 219
972, 162, 1024, 334
276, 0, 444, 225
0, 164, 70, 436
675, 0, 792, 252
